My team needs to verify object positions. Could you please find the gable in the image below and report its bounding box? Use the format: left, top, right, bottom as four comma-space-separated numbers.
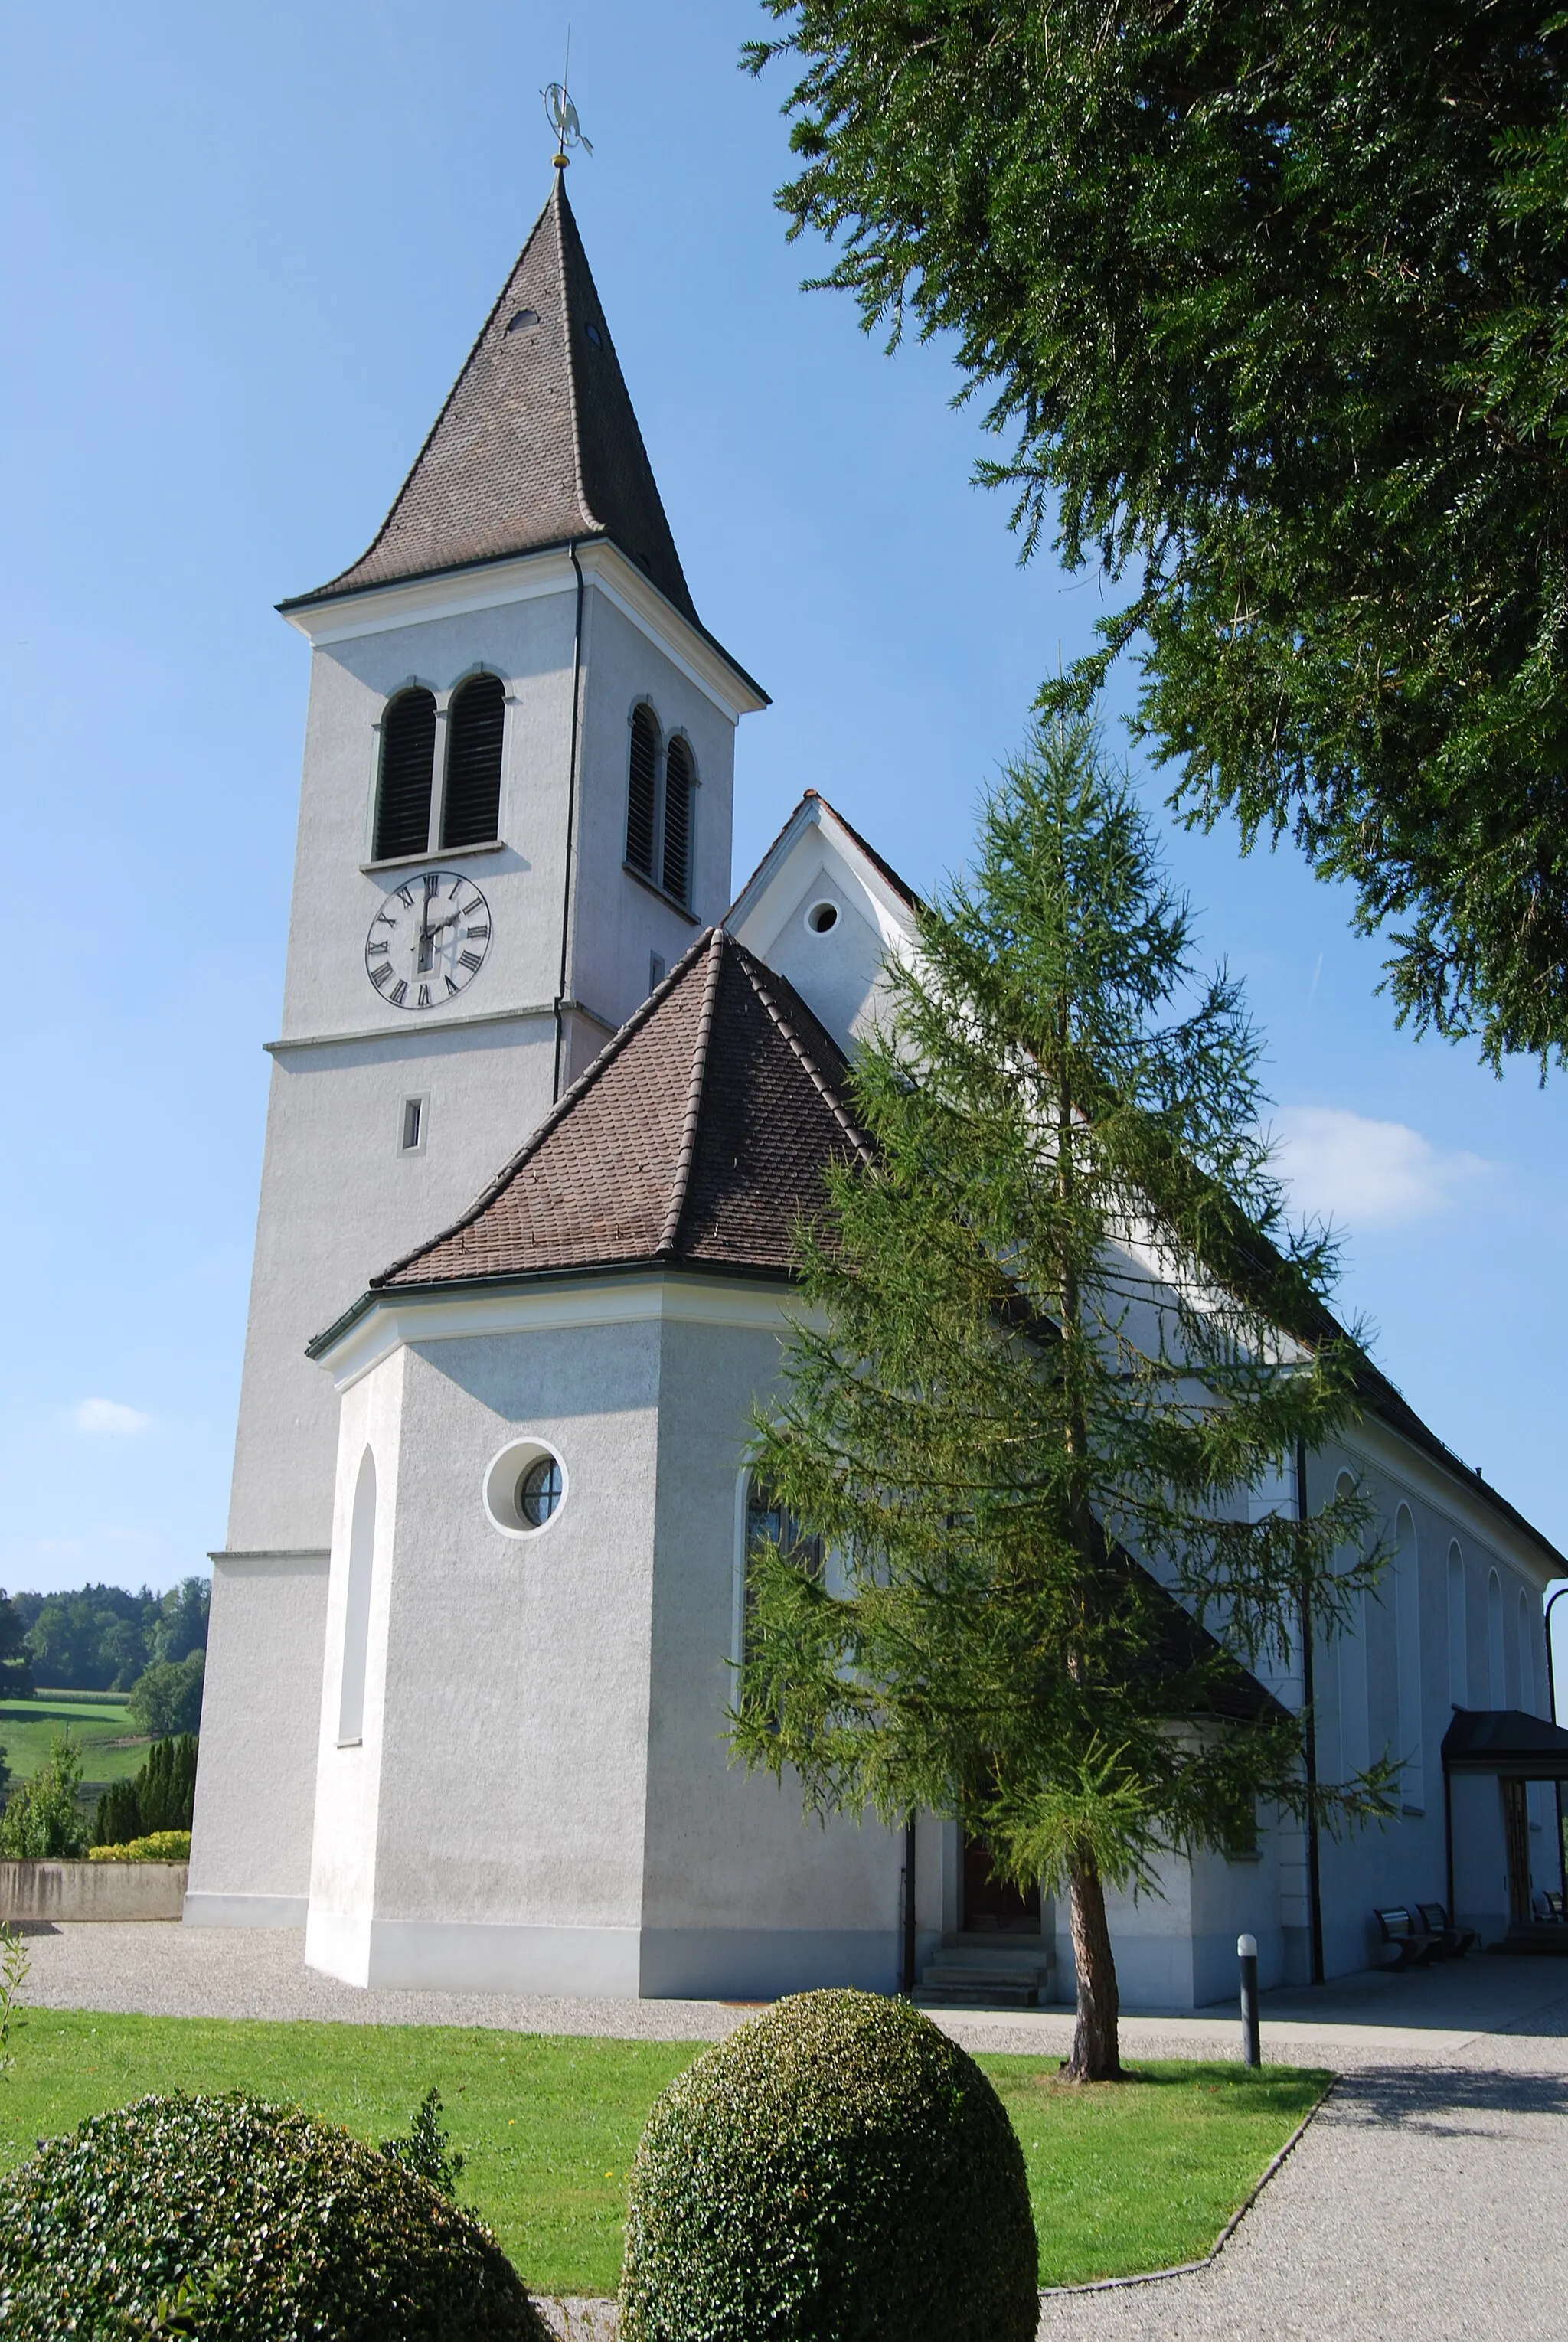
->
727, 793, 920, 1057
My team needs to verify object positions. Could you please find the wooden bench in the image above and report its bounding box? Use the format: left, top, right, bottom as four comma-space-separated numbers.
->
1416, 1899, 1478, 1959
1375, 1906, 1440, 1968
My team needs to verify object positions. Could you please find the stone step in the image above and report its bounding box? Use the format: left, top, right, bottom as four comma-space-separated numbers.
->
919, 1961, 1050, 2006
915, 1978, 1040, 2008
923, 1960, 1050, 1985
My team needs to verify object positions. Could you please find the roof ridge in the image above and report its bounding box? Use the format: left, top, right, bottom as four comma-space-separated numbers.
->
730, 939, 876, 1169
657, 926, 727, 1257
553, 177, 603, 538
368, 928, 717, 1289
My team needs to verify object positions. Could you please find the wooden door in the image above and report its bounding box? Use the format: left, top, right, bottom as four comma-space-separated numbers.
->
962, 1834, 1041, 1934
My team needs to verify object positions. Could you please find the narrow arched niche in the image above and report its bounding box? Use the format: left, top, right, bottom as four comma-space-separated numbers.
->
338, 1448, 377, 1746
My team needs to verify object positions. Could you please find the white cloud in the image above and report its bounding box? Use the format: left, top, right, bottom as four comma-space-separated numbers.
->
1272, 1106, 1492, 1230
70, 1397, 154, 1437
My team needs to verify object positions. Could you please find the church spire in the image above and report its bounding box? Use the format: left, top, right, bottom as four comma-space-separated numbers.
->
287, 178, 697, 622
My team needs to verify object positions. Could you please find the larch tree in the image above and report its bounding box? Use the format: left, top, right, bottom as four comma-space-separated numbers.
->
730, 716, 1393, 2081
747, 2, 1568, 1070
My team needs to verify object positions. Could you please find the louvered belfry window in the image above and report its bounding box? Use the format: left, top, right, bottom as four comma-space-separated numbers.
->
662, 736, 693, 903
374, 688, 437, 861
626, 703, 658, 876
442, 672, 505, 848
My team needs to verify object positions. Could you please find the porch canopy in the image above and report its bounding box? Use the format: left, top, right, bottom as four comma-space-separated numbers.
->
1442, 1708, 1568, 1780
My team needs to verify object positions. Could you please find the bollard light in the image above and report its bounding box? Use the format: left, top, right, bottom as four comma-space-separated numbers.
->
1237, 1932, 1260, 2069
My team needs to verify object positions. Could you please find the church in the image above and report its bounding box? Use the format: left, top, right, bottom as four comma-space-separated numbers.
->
187, 170, 1568, 2010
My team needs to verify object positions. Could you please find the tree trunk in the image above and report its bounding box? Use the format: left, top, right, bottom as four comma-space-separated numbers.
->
1061, 1850, 1123, 2082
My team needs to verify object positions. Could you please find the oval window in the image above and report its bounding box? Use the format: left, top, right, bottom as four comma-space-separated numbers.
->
518, 1454, 562, 1527
805, 900, 839, 934
483, 1437, 568, 1539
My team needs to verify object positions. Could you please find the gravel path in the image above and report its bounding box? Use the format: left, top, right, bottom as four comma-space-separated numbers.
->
14, 1924, 1568, 2337
1035, 2015, 1568, 2341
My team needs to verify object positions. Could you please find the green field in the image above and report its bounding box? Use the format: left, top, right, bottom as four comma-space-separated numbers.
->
0, 2010, 1328, 2295
0, 1692, 145, 1793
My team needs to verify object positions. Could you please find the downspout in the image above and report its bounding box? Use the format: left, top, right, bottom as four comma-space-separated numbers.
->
1547, 1585, 1568, 1912
1295, 1438, 1325, 1986
553, 542, 586, 1102
900, 1816, 917, 1995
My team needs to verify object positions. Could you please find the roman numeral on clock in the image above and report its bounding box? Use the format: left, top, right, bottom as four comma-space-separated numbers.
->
465, 924, 489, 942
367, 941, 390, 958
388, 980, 408, 1004
395, 884, 415, 908
417, 984, 432, 1008
458, 950, 483, 973
370, 962, 394, 988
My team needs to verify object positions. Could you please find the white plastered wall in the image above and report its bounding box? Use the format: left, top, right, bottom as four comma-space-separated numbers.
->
638, 1315, 903, 1998
200, 545, 755, 1930
302, 1279, 908, 1997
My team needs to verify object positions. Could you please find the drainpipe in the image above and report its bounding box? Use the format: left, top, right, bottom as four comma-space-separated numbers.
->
1295, 1439, 1325, 1986
900, 1816, 917, 1995
553, 543, 586, 1102
1547, 1586, 1568, 1911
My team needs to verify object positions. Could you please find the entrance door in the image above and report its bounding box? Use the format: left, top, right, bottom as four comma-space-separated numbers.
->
1502, 1777, 1532, 1926
962, 1834, 1041, 1934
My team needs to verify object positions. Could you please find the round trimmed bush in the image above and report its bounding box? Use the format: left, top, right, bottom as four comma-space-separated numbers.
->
0, 2091, 547, 2339
619, 1988, 1038, 2342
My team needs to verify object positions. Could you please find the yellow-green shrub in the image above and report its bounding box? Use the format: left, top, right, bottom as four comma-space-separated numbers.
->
87, 1829, 191, 1863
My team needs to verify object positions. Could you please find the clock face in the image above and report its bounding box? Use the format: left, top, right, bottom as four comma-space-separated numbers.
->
364, 871, 492, 1011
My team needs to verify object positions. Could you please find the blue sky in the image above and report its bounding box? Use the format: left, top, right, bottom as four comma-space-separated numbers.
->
2, 1, 1564, 1688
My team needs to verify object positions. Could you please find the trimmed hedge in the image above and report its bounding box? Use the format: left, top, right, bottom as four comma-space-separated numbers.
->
0, 2090, 547, 2339
87, 1828, 191, 1863
619, 1989, 1039, 2342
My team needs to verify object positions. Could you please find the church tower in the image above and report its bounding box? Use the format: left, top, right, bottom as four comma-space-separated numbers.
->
190, 175, 766, 1926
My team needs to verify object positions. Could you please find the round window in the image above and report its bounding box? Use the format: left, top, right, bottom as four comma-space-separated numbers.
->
518, 1454, 562, 1527
482, 1437, 568, 1539
805, 899, 840, 934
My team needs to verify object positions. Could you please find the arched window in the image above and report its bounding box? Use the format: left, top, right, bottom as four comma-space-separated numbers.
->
1334, 1472, 1370, 1781
1487, 1568, 1505, 1707
1447, 1543, 1467, 1706
338, 1448, 377, 1746
1393, 1505, 1423, 1811
662, 736, 694, 903
374, 688, 437, 862
626, 704, 658, 877
1517, 1587, 1536, 1713
734, 1470, 824, 1669
442, 672, 505, 848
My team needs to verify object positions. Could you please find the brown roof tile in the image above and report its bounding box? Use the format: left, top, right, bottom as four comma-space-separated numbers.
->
370, 929, 869, 1294
285, 176, 697, 622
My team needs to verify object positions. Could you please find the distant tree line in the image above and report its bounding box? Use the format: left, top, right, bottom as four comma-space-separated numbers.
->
0, 1577, 208, 1696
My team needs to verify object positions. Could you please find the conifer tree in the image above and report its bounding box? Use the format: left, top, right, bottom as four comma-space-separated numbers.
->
732, 717, 1393, 2079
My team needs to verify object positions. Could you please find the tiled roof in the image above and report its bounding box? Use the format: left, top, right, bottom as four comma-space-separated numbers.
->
285, 175, 697, 622
372, 929, 870, 1292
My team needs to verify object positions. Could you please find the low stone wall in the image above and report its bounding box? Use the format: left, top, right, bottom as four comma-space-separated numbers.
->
0, 1860, 188, 1923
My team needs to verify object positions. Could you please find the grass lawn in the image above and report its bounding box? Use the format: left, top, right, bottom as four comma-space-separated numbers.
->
0, 2008, 1328, 2295
0, 1693, 144, 1795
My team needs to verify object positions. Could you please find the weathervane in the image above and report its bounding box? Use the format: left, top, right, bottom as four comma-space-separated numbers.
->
544, 31, 592, 169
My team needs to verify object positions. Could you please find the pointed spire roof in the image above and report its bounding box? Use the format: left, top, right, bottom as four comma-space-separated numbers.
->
286, 175, 698, 622
348, 930, 870, 1303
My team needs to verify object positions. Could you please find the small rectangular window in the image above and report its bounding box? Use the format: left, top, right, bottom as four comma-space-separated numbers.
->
399, 1095, 426, 1155
649, 952, 666, 995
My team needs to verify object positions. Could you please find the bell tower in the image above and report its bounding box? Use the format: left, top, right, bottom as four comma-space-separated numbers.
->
189, 172, 766, 1927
